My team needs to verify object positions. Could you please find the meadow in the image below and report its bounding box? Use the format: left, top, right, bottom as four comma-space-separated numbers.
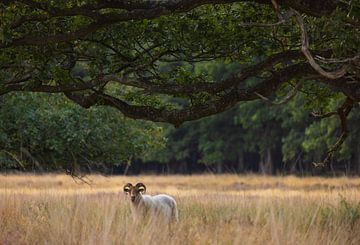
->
0, 174, 360, 245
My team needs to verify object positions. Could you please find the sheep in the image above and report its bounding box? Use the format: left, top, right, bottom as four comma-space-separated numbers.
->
123, 182, 178, 224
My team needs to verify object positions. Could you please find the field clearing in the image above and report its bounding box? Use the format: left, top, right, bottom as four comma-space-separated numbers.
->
0, 174, 360, 244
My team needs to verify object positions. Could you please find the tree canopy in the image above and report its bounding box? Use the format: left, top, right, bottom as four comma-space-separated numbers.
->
1, 0, 360, 166
0, 92, 165, 171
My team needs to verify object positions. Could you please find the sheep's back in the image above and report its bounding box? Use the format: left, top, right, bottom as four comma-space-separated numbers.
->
137, 194, 178, 222
152, 194, 176, 208
152, 195, 176, 217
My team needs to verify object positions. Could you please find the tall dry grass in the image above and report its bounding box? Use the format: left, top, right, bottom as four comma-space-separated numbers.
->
0, 174, 360, 244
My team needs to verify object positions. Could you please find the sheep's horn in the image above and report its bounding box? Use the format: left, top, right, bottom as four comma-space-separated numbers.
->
136, 183, 146, 194
123, 183, 132, 193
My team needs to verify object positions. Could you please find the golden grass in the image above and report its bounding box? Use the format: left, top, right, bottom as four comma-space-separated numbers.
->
0, 174, 360, 244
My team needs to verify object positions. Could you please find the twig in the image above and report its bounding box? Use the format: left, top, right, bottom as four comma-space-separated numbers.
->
237, 8, 294, 28
254, 81, 302, 105
237, 19, 288, 28
65, 169, 92, 185
310, 111, 338, 119
1, 150, 26, 170
271, 0, 283, 21
315, 54, 360, 64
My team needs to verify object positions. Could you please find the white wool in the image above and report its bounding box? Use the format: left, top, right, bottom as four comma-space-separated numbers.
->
130, 193, 178, 223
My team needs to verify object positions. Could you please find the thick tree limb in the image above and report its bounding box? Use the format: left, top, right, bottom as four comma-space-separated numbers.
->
313, 97, 354, 167
7, 0, 344, 20
61, 63, 317, 126
104, 50, 311, 95
1, 0, 349, 48
2, 61, 352, 127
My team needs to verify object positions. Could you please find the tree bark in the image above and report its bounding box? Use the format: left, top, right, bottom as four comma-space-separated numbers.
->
216, 162, 223, 173
355, 144, 360, 174
259, 148, 274, 175
237, 151, 245, 173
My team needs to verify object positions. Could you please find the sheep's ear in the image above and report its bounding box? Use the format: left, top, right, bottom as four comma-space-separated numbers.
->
123, 183, 132, 194
136, 183, 146, 194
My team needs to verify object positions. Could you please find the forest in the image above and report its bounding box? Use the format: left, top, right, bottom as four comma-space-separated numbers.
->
1, 87, 360, 175
1, 0, 360, 175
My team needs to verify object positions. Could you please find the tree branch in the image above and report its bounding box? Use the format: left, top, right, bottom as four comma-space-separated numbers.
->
254, 81, 302, 105
292, 9, 348, 79
0, 79, 107, 96
2, 0, 349, 48
310, 111, 338, 119
313, 97, 354, 167
61, 62, 317, 126
105, 50, 310, 95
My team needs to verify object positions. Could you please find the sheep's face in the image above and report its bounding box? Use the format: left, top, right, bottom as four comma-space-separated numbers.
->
123, 183, 146, 202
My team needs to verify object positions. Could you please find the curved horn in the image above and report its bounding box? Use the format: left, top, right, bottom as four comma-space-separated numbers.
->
136, 183, 146, 194
123, 183, 132, 193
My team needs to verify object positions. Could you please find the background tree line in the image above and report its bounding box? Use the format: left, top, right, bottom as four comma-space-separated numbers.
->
1, 61, 360, 175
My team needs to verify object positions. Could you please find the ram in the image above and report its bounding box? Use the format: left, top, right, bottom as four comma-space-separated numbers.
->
123, 183, 178, 224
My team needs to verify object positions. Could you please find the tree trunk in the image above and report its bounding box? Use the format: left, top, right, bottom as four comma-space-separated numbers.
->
237, 151, 245, 173
355, 144, 360, 174
259, 148, 273, 175
216, 162, 223, 173
179, 161, 188, 174
289, 161, 297, 174
290, 151, 302, 174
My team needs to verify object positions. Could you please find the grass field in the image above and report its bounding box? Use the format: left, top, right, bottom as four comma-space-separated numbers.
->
0, 174, 360, 244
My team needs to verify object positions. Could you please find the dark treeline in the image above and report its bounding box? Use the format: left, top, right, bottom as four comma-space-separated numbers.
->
1, 91, 360, 175
0, 93, 165, 173
132, 101, 360, 176
134, 62, 360, 176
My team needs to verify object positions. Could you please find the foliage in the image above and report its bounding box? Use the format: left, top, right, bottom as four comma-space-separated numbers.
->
0, 93, 165, 170
146, 60, 360, 173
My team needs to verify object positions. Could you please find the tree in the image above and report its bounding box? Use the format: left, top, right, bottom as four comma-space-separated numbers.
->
1, 0, 360, 165
0, 92, 165, 171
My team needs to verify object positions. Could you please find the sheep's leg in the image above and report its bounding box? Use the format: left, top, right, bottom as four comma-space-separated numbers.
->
172, 206, 179, 222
